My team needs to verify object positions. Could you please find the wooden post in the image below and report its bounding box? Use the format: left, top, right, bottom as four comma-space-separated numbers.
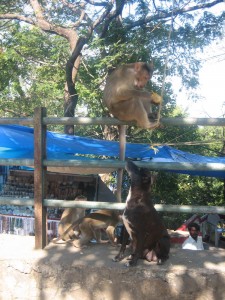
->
34, 107, 47, 249
116, 125, 127, 202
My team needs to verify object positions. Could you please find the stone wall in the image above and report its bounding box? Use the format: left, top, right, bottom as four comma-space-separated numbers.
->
0, 235, 225, 300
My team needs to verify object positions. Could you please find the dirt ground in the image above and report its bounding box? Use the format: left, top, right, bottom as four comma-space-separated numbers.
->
1, 234, 225, 299
0, 233, 225, 270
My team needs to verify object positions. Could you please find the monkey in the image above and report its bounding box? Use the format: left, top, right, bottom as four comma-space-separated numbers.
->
103, 62, 162, 129
57, 195, 87, 241
113, 161, 170, 267
73, 209, 122, 248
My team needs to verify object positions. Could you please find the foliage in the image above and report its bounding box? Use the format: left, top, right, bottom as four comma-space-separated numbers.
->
0, 24, 68, 117
0, 1, 225, 215
0, 0, 224, 119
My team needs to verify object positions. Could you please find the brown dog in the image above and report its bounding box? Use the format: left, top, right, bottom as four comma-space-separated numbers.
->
114, 161, 170, 266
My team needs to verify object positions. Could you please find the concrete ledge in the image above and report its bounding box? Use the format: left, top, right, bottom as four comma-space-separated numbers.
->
0, 234, 225, 299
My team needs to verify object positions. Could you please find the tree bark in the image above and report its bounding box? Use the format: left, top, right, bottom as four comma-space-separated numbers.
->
64, 37, 86, 135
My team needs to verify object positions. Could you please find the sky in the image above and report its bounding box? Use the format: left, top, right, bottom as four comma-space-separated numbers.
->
174, 5, 225, 118
175, 48, 225, 118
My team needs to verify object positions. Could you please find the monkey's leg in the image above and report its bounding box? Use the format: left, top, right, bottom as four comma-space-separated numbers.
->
111, 100, 158, 129
58, 223, 76, 241
105, 226, 117, 246
132, 100, 159, 129
141, 98, 161, 126
73, 227, 81, 239
92, 228, 102, 243
110, 101, 136, 121
73, 222, 93, 248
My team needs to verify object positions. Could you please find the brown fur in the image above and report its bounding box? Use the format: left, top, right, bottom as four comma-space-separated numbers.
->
103, 62, 162, 129
73, 209, 121, 248
57, 196, 87, 241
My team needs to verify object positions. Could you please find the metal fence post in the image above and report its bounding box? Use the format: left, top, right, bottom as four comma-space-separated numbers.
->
116, 125, 126, 202
34, 107, 47, 249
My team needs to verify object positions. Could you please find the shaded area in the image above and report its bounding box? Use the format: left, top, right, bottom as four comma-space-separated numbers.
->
0, 234, 225, 299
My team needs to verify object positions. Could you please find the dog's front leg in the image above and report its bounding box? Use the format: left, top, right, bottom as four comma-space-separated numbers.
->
125, 252, 139, 267
125, 235, 142, 267
113, 227, 129, 262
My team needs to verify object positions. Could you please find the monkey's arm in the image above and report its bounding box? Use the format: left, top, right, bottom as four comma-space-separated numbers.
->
115, 87, 162, 105
115, 86, 152, 101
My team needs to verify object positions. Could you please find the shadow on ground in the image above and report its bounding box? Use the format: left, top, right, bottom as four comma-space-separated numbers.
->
0, 234, 225, 300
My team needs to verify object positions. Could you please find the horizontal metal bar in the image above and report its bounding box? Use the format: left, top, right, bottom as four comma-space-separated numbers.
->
0, 118, 33, 125
0, 159, 34, 166
156, 204, 225, 214
43, 117, 225, 126
0, 116, 224, 127
43, 117, 126, 126
0, 158, 224, 172
0, 160, 224, 174
44, 159, 124, 169
1, 197, 224, 214
44, 160, 225, 172
44, 199, 125, 210
0, 197, 34, 206
43, 200, 225, 214
162, 117, 225, 126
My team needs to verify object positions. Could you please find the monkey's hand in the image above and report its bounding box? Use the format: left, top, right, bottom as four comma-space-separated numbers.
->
148, 112, 158, 121
150, 92, 162, 105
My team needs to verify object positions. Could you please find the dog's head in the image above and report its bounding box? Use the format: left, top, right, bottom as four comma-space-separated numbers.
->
126, 160, 154, 193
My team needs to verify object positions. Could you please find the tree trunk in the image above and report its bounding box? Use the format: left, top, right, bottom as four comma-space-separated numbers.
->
64, 37, 86, 135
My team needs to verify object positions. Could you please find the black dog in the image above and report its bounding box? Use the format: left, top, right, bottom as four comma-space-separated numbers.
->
114, 161, 170, 267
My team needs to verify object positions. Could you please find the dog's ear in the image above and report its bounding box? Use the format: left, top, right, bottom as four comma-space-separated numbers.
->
125, 160, 139, 174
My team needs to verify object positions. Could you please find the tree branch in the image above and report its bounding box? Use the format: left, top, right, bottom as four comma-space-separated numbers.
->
61, 0, 87, 27
0, 13, 35, 25
126, 0, 225, 30
84, 0, 110, 6
99, 0, 126, 38
0, 0, 75, 40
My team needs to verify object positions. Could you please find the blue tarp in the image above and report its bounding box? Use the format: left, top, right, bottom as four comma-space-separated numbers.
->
0, 124, 225, 178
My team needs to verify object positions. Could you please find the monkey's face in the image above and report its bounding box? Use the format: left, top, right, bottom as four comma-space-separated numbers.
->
134, 70, 151, 89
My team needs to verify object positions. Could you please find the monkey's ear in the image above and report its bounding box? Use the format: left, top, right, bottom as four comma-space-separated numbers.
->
134, 62, 143, 72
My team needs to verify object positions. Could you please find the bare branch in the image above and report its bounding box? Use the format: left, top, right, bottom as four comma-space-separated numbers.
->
99, 0, 126, 38
84, 0, 110, 6
61, 0, 87, 27
0, 107, 29, 117
126, 0, 225, 30
29, 0, 68, 36
92, 3, 114, 30
0, 13, 35, 25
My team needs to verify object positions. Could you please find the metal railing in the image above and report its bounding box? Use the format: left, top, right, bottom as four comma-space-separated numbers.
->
0, 107, 225, 248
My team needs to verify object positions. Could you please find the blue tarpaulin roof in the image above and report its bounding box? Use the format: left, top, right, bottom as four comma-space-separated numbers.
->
0, 125, 225, 178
